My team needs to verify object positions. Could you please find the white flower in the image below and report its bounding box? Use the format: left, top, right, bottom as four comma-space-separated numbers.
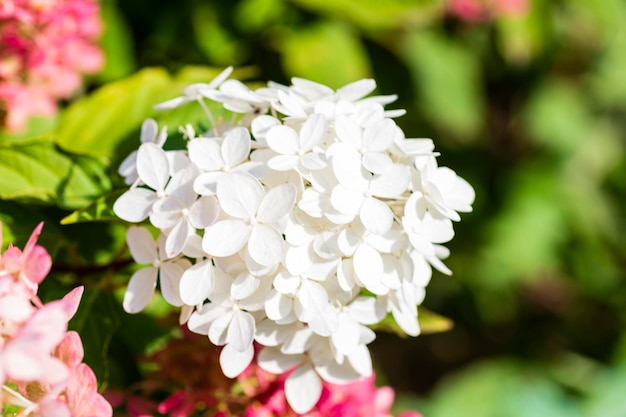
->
202, 172, 296, 267
154, 67, 233, 110
118, 118, 167, 185
266, 113, 328, 175
113, 69, 475, 402
123, 226, 191, 313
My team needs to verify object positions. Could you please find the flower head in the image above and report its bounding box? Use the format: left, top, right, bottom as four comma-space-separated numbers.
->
114, 69, 474, 413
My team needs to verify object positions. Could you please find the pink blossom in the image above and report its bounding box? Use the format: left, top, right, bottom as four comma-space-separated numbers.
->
448, 0, 528, 21
0, 0, 103, 131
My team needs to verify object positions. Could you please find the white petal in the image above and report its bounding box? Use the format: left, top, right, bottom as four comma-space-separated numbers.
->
265, 291, 293, 321
150, 196, 184, 230
126, 226, 157, 264
221, 127, 251, 167
281, 326, 314, 354
299, 113, 327, 150
209, 313, 232, 346
362, 118, 395, 152
347, 344, 373, 376
331, 314, 360, 355
216, 173, 263, 219
335, 116, 362, 149
231, 273, 260, 300
220, 343, 254, 378
258, 347, 303, 374
123, 267, 158, 313
179, 260, 213, 305
330, 185, 363, 215
362, 152, 392, 174
227, 310, 256, 352
266, 125, 300, 155
189, 138, 223, 171
255, 320, 293, 347
202, 220, 251, 257
136, 143, 170, 191
165, 219, 190, 258
284, 244, 313, 276
360, 197, 393, 234
285, 363, 322, 414
189, 196, 220, 229
300, 152, 327, 171
273, 271, 301, 294
193, 171, 221, 196
256, 183, 297, 223
338, 78, 376, 100
349, 296, 386, 325
353, 244, 383, 290
140, 118, 158, 143
267, 154, 299, 171
113, 188, 156, 223
369, 164, 410, 198
247, 224, 284, 267
159, 262, 185, 306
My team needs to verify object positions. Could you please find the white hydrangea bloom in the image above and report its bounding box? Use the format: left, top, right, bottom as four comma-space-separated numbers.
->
114, 68, 475, 414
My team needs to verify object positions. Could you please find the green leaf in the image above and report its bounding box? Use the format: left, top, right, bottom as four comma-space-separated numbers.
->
97, 0, 137, 82
281, 21, 371, 88
401, 30, 484, 140
523, 81, 592, 156
423, 359, 581, 417
0, 141, 111, 209
61, 190, 125, 225
55, 68, 172, 161
290, 0, 445, 30
418, 307, 454, 334
370, 307, 453, 337
192, 4, 247, 65
234, 0, 289, 33
69, 286, 122, 388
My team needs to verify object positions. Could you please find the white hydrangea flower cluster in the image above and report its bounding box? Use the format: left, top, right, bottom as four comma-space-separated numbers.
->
113, 67, 475, 414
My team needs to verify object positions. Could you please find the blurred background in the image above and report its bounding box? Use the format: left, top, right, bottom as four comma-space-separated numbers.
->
3, 0, 626, 415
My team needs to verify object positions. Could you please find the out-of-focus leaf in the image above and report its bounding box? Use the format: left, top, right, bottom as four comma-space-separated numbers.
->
523, 81, 592, 156
0, 200, 64, 253
418, 307, 454, 334
97, 0, 137, 82
478, 167, 566, 288
290, 0, 445, 30
61, 190, 125, 225
281, 21, 370, 88
70, 286, 122, 388
587, 2, 626, 106
583, 361, 626, 417
0, 117, 57, 145
495, 0, 554, 65
56, 68, 171, 161
370, 307, 453, 337
235, 0, 289, 32
192, 4, 246, 65
401, 30, 484, 140
0, 141, 111, 209
422, 359, 581, 417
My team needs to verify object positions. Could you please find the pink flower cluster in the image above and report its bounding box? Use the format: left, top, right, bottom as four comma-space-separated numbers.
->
238, 365, 422, 417
448, 0, 528, 22
108, 330, 421, 417
0, 223, 112, 417
0, 0, 103, 132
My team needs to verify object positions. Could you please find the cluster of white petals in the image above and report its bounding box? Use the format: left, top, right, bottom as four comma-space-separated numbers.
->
113, 67, 475, 414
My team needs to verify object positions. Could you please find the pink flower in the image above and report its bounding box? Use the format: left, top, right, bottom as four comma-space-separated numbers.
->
65, 363, 113, 417
448, 0, 528, 21
0, 0, 103, 131
0, 222, 52, 296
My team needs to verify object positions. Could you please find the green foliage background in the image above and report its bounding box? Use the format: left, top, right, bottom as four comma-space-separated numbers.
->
3, 0, 626, 415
